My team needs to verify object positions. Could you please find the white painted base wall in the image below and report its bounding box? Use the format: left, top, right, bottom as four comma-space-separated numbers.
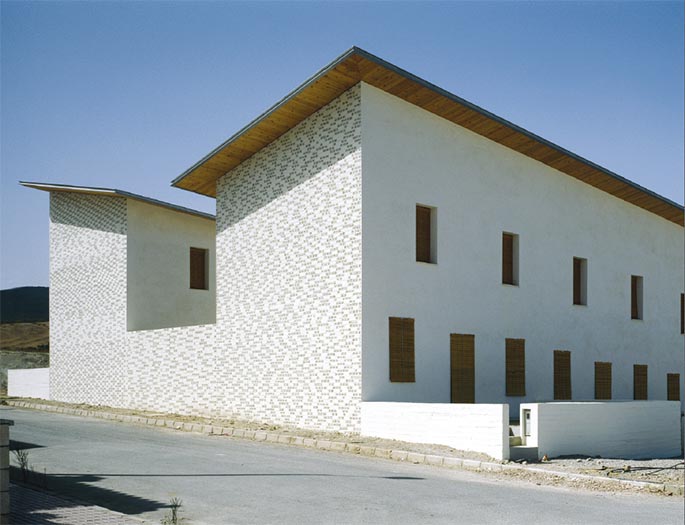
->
361, 402, 509, 460
8, 368, 50, 399
521, 401, 682, 459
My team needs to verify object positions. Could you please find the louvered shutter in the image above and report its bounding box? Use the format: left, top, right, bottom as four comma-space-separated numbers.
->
389, 317, 415, 382
190, 248, 207, 290
502, 234, 514, 284
553, 350, 572, 400
594, 362, 612, 400
631, 276, 639, 319
573, 259, 582, 305
416, 206, 431, 263
451, 334, 475, 403
633, 364, 648, 400
667, 374, 681, 401
505, 339, 525, 396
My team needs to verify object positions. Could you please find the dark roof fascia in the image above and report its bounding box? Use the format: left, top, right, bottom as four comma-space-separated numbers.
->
19, 181, 215, 221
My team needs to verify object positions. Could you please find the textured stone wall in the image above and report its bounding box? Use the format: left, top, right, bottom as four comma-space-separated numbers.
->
49, 85, 363, 432
214, 84, 363, 431
49, 192, 128, 406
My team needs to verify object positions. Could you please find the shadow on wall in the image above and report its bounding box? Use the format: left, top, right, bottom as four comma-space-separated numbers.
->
215, 86, 361, 234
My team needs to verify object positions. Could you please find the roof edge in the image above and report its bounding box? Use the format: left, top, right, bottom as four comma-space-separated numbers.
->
350, 48, 684, 213
170, 46, 360, 188
20, 181, 215, 221
170, 46, 683, 223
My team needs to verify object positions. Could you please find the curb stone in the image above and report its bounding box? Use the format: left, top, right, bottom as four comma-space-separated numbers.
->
6, 400, 683, 496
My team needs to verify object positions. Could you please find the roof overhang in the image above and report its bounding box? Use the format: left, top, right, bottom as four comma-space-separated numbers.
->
20, 181, 215, 221
172, 47, 683, 226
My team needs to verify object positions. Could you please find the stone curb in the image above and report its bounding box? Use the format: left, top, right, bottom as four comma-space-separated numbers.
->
6, 400, 682, 496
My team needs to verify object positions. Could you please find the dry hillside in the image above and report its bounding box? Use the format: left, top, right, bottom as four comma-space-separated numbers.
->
0, 322, 49, 351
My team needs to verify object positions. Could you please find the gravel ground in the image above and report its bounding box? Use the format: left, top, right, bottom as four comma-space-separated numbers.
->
530, 456, 685, 485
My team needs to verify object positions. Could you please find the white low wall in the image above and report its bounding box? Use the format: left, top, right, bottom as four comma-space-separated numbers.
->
361, 402, 509, 460
8, 368, 50, 399
521, 401, 682, 460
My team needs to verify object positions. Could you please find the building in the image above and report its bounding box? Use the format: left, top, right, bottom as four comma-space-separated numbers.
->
22, 48, 684, 435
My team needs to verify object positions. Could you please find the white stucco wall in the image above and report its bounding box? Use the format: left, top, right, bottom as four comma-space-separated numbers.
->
360, 82, 684, 415
521, 401, 682, 459
127, 200, 216, 331
8, 368, 50, 399
361, 402, 509, 460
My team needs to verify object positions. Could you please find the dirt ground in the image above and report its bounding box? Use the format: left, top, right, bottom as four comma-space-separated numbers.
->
532, 456, 684, 485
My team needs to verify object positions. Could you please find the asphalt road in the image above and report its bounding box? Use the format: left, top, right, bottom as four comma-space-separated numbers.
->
3, 406, 683, 525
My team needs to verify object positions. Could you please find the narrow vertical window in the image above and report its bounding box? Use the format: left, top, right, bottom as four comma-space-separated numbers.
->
189, 247, 208, 290
389, 317, 415, 382
553, 350, 572, 400
505, 338, 525, 396
667, 373, 681, 401
450, 334, 475, 403
633, 364, 648, 400
502, 233, 519, 285
630, 275, 643, 320
416, 205, 436, 263
594, 361, 612, 400
680, 293, 684, 334
573, 257, 587, 305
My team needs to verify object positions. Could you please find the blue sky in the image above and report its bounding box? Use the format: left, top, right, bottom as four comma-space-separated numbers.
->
1, 1, 683, 289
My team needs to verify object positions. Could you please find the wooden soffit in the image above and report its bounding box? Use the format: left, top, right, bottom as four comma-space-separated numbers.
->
172, 47, 683, 226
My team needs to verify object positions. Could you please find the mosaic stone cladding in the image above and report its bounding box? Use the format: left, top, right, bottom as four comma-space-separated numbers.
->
214, 84, 362, 431
49, 85, 363, 432
49, 193, 128, 406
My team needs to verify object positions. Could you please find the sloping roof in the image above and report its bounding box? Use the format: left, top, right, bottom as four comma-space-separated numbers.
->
172, 47, 683, 226
20, 181, 215, 221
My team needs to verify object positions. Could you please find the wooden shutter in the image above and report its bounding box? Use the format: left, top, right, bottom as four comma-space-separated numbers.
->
680, 294, 684, 334
505, 338, 525, 396
189, 248, 207, 290
389, 317, 415, 382
451, 334, 475, 403
502, 233, 514, 284
594, 362, 612, 400
633, 364, 648, 400
631, 276, 639, 319
667, 373, 681, 401
553, 350, 571, 400
573, 258, 582, 305
416, 206, 431, 263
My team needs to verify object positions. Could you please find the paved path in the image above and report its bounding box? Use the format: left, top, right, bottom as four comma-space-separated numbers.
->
3, 406, 683, 525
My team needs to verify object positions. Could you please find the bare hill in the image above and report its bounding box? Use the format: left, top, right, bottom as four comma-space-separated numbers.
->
0, 321, 49, 352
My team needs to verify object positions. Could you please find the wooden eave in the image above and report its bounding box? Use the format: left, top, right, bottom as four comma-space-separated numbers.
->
172, 47, 683, 226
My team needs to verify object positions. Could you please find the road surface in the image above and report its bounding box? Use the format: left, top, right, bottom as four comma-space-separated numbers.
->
3, 406, 682, 524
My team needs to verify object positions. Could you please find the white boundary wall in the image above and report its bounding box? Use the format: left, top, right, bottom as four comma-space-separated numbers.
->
521, 401, 682, 459
361, 402, 509, 460
8, 368, 50, 399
